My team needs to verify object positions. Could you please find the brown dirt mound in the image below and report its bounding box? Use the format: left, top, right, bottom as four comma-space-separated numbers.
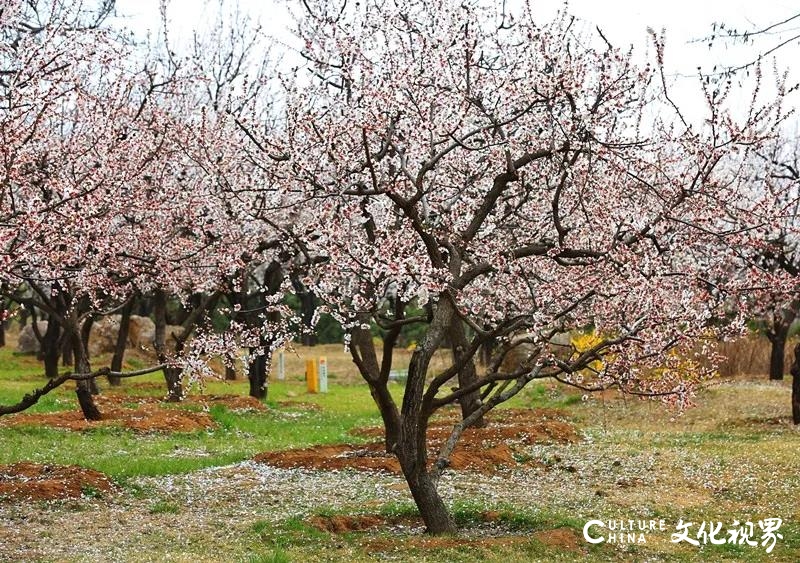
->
353, 408, 577, 444
126, 381, 167, 391
255, 441, 520, 474
0, 393, 271, 433
276, 400, 322, 411
533, 527, 582, 551
1, 400, 216, 433
103, 392, 268, 412
189, 394, 267, 412
0, 463, 116, 502
307, 514, 414, 533
255, 408, 577, 475
254, 444, 402, 473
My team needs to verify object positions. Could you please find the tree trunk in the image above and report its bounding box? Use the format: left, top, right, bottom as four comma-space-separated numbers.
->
397, 298, 458, 534
0, 298, 5, 348
300, 289, 317, 346
61, 335, 73, 367
448, 319, 484, 427
109, 299, 135, 385
397, 448, 456, 534
153, 290, 183, 401
80, 316, 99, 394
225, 364, 237, 381
42, 316, 61, 379
71, 330, 101, 421
248, 351, 267, 400
791, 344, 800, 425
767, 322, 789, 381
136, 297, 152, 318
162, 366, 184, 401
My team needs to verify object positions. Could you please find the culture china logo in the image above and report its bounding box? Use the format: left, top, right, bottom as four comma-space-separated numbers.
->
583, 518, 783, 554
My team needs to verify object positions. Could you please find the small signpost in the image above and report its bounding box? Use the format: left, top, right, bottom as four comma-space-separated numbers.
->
318, 356, 328, 393
305, 359, 319, 393
304, 356, 329, 393
277, 350, 285, 380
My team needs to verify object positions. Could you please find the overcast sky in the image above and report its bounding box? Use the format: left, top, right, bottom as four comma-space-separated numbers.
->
113, 0, 800, 125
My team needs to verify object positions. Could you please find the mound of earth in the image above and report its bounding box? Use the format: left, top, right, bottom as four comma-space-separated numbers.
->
1, 397, 215, 433
0, 463, 116, 502
0, 393, 269, 433
254, 408, 577, 475
308, 513, 420, 533
1, 404, 215, 433
276, 400, 322, 411
188, 394, 268, 412
533, 527, 582, 552
352, 407, 577, 445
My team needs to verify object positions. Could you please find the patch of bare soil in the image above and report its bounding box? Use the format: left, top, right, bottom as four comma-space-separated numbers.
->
189, 394, 268, 412
276, 400, 322, 411
307, 514, 419, 533
126, 381, 168, 391
255, 408, 577, 475
0, 404, 215, 433
533, 527, 582, 551
254, 444, 402, 473
0, 463, 116, 502
1, 396, 215, 433
104, 391, 268, 412
0, 393, 270, 433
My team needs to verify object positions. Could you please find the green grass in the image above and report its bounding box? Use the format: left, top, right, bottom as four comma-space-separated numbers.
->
149, 500, 181, 514
0, 339, 387, 479
0, 393, 383, 479
242, 550, 290, 563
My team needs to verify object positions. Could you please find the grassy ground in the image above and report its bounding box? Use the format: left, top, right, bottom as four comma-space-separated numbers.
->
1, 339, 799, 562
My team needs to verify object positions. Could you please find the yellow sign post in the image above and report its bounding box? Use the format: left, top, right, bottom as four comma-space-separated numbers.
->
305, 359, 319, 393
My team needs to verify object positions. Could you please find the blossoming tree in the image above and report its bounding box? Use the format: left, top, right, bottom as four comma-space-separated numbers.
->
242, 0, 790, 533
0, 0, 283, 416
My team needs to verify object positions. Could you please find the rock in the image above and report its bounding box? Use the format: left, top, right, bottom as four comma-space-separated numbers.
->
87, 315, 182, 357
127, 319, 185, 359
499, 331, 573, 374
88, 316, 121, 356
16, 321, 49, 354
165, 325, 185, 345
16, 314, 183, 358
127, 315, 156, 350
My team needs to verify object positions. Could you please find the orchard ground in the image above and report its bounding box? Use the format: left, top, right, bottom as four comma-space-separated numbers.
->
0, 336, 799, 562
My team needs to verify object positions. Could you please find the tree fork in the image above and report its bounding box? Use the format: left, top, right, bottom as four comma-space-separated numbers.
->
109, 298, 136, 385
448, 318, 485, 427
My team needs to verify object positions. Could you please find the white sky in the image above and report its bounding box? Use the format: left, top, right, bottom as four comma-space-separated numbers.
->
112, 0, 800, 125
